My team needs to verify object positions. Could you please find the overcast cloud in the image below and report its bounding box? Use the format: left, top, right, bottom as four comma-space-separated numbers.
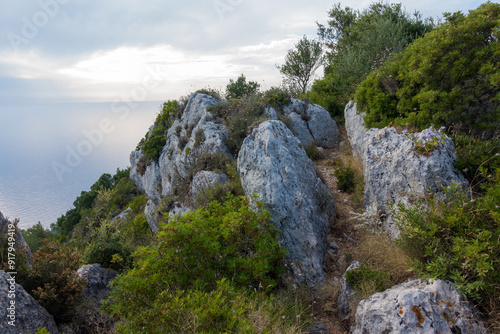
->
0, 0, 486, 103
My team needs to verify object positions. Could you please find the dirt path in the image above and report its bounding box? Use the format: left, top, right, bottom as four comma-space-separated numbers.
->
310, 145, 362, 333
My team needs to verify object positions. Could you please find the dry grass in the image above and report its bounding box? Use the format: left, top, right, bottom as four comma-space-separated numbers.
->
351, 231, 415, 285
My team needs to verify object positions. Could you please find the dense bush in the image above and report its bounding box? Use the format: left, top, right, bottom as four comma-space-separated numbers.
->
105, 195, 288, 332
355, 3, 500, 135
396, 179, 500, 303
21, 222, 55, 252
309, 2, 433, 115
17, 240, 85, 322
225, 74, 260, 99
334, 160, 356, 192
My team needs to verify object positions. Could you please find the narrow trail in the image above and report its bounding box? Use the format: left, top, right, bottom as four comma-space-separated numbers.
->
310, 144, 362, 334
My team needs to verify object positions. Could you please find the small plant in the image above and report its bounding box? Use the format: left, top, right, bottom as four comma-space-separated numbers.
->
304, 144, 320, 161
334, 160, 356, 192
196, 87, 222, 100
350, 203, 382, 232
194, 128, 205, 148
403, 126, 446, 155
346, 264, 391, 297
178, 136, 189, 150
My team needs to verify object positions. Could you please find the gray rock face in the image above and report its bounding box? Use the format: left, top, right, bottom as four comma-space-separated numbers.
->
129, 150, 162, 204
362, 127, 468, 237
0, 271, 59, 334
338, 261, 362, 322
144, 199, 159, 233
344, 101, 366, 160
191, 171, 228, 201
237, 120, 335, 286
353, 279, 489, 334
129, 93, 230, 231
158, 93, 229, 198
282, 99, 340, 148
76, 264, 117, 302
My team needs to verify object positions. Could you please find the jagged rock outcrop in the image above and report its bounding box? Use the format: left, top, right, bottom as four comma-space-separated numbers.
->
266, 99, 340, 148
0, 271, 59, 334
363, 127, 468, 237
129, 151, 162, 204
237, 120, 335, 286
76, 264, 117, 302
353, 279, 489, 334
344, 101, 366, 160
130, 93, 230, 230
0, 212, 31, 265
158, 94, 229, 197
338, 261, 362, 322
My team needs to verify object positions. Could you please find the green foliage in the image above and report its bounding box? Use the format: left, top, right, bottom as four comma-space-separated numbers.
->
312, 2, 433, 115
194, 128, 205, 148
225, 74, 260, 99
128, 194, 148, 214
396, 180, 500, 303
140, 100, 182, 161
452, 134, 500, 192
346, 264, 391, 294
142, 135, 166, 161
105, 195, 287, 332
21, 222, 55, 252
334, 160, 356, 192
17, 240, 85, 323
356, 3, 500, 135
304, 144, 320, 161
277, 36, 323, 94
82, 220, 133, 271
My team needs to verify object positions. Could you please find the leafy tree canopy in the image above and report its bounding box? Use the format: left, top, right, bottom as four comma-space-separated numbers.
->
225, 74, 260, 99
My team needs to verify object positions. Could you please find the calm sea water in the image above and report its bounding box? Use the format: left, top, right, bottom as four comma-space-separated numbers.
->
0, 100, 161, 229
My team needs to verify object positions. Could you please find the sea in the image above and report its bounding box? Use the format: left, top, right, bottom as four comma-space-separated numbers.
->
0, 100, 162, 229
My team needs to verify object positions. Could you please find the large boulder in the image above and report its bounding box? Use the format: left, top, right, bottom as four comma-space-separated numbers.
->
76, 264, 117, 302
353, 279, 489, 334
191, 170, 228, 202
267, 99, 340, 148
362, 127, 468, 237
344, 101, 366, 160
0, 271, 59, 334
237, 120, 335, 286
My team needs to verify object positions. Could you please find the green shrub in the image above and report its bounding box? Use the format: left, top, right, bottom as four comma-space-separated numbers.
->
225, 74, 260, 99
194, 164, 245, 209
334, 160, 356, 192
142, 135, 166, 161
452, 134, 500, 192
356, 3, 500, 136
83, 221, 133, 271
304, 144, 320, 161
346, 264, 391, 296
396, 179, 500, 303
105, 195, 287, 332
194, 128, 205, 148
128, 194, 148, 214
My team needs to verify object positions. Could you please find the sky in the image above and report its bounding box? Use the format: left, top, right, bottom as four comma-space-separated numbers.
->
0, 0, 487, 104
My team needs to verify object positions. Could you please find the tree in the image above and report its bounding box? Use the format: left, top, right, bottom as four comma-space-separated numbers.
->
355, 2, 500, 135
276, 36, 323, 94
225, 74, 260, 99
308, 2, 433, 115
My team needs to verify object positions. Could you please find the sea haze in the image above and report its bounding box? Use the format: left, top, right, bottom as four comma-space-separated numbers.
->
0, 100, 161, 229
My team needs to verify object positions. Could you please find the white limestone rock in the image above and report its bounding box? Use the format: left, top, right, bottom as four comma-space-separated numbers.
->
353, 279, 489, 334
237, 120, 335, 286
